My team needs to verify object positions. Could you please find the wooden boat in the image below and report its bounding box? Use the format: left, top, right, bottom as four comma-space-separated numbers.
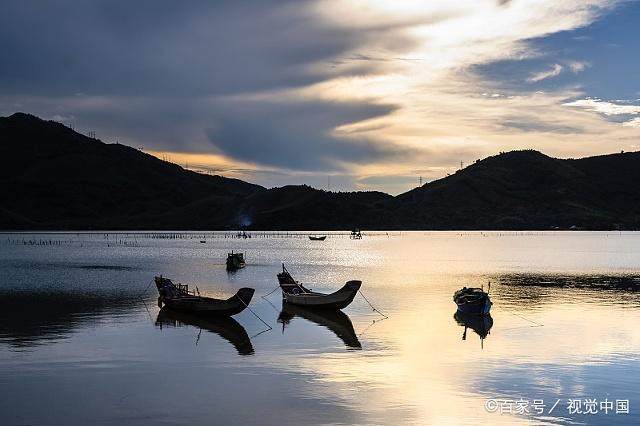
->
309, 235, 327, 241
155, 276, 254, 316
278, 302, 361, 349
156, 307, 254, 355
226, 251, 246, 270
277, 264, 361, 310
453, 286, 492, 314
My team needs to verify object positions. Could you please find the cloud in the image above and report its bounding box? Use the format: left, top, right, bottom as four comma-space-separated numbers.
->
0, 0, 635, 194
527, 64, 563, 82
563, 98, 640, 115
567, 60, 590, 73
622, 117, 640, 128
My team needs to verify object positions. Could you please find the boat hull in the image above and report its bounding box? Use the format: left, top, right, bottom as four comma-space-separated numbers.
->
455, 297, 492, 314
161, 287, 255, 317
283, 280, 361, 310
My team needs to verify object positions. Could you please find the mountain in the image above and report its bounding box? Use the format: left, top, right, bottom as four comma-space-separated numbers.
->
387, 150, 640, 230
0, 113, 264, 229
1, 112, 640, 230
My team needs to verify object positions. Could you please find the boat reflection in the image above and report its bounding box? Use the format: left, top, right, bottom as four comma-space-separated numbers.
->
453, 311, 493, 348
155, 308, 254, 356
278, 303, 362, 349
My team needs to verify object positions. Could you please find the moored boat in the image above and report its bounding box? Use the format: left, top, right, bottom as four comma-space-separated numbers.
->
453, 286, 492, 315
226, 251, 246, 270
277, 264, 361, 310
155, 276, 254, 316
309, 235, 327, 241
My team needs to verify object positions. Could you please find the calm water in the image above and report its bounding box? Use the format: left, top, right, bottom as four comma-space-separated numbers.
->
2, 231, 640, 425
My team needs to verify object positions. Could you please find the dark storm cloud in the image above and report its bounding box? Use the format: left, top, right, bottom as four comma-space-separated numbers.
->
0, 0, 385, 97
0, 0, 423, 176
205, 99, 415, 171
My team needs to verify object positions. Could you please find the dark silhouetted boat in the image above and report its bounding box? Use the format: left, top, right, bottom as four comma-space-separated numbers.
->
278, 302, 361, 349
226, 251, 246, 270
156, 307, 254, 355
453, 286, 492, 314
155, 276, 254, 316
277, 264, 361, 310
309, 235, 327, 241
350, 229, 362, 239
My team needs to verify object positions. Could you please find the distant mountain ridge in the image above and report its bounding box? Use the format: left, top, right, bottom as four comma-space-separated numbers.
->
1, 112, 640, 230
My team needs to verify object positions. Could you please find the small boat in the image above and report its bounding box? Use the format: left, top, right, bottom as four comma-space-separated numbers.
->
309, 235, 327, 241
200, 240, 206, 243
226, 251, 246, 270
277, 264, 361, 310
278, 302, 361, 349
155, 276, 254, 316
350, 229, 362, 239
453, 286, 492, 315
156, 307, 254, 355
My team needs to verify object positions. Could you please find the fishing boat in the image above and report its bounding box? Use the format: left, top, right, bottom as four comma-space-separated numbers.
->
309, 235, 327, 241
226, 251, 246, 270
156, 307, 254, 355
453, 286, 492, 315
278, 303, 361, 349
277, 264, 361, 310
155, 276, 254, 316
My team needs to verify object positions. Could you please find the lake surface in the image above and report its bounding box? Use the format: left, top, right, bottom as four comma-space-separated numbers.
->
1, 231, 640, 425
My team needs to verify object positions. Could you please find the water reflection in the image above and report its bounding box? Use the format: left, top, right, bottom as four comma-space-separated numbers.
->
278, 303, 362, 349
498, 274, 640, 291
155, 307, 254, 355
0, 290, 138, 348
453, 311, 493, 347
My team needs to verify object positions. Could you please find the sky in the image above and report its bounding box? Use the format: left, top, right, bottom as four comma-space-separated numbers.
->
1, 0, 639, 194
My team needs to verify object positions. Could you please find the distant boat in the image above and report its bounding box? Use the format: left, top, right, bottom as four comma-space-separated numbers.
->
200, 240, 206, 243
226, 251, 246, 270
277, 264, 361, 310
350, 229, 362, 239
236, 230, 251, 239
156, 307, 254, 355
278, 303, 361, 349
309, 235, 327, 241
155, 276, 254, 316
453, 286, 492, 315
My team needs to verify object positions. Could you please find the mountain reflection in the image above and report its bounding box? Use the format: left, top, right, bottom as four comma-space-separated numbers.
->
498, 274, 640, 290
278, 303, 362, 349
155, 308, 254, 356
491, 274, 640, 309
0, 290, 139, 348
